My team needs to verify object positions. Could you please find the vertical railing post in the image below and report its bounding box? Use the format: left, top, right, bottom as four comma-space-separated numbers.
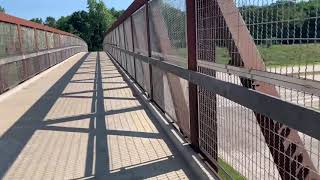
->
17, 24, 23, 55
186, 0, 199, 149
34, 28, 39, 52
130, 16, 137, 80
58, 34, 63, 61
45, 32, 49, 50
117, 27, 121, 64
17, 24, 27, 79
45, 31, 51, 67
145, 0, 153, 99
122, 23, 128, 71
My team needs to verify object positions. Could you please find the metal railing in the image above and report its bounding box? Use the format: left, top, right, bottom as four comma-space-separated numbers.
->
103, 0, 320, 179
0, 13, 88, 94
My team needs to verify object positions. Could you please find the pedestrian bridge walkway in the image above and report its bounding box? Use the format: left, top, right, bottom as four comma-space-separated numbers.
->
0, 52, 202, 179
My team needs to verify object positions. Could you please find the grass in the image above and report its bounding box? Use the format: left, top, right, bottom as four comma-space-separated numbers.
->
259, 43, 320, 67
218, 158, 246, 180
173, 43, 320, 67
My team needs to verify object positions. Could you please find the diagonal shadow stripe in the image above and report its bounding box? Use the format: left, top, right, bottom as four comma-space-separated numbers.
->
39, 126, 91, 133
61, 86, 129, 96
43, 113, 94, 125
60, 95, 138, 101
74, 156, 188, 180
36, 126, 162, 139
42, 105, 141, 127
106, 129, 161, 139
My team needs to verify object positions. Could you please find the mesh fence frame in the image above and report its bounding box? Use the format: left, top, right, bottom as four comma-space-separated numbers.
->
104, 0, 320, 179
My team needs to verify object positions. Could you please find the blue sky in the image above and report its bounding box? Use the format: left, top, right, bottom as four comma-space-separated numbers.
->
0, 0, 133, 20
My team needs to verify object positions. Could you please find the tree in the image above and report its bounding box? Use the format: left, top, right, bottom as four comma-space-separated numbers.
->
0, 6, 5, 13
30, 0, 119, 51
67, 11, 91, 45
45, 16, 56, 28
110, 8, 124, 19
87, 0, 115, 51
56, 16, 72, 31
30, 18, 43, 24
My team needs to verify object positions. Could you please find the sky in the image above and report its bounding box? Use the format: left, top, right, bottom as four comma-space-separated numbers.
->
0, 0, 133, 20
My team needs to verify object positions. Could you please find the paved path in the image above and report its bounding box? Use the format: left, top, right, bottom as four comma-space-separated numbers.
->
0, 52, 195, 180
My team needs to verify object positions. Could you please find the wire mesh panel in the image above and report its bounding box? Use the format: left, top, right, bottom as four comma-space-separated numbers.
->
21, 26, 36, 53
132, 5, 151, 94
0, 22, 20, 58
60, 35, 67, 47
124, 18, 135, 77
53, 33, 60, 48
147, 0, 190, 135
149, 0, 187, 67
196, 0, 219, 169
196, 0, 320, 179
37, 30, 47, 50
0, 62, 20, 91
47, 32, 54, 49
202, 0, 320, 83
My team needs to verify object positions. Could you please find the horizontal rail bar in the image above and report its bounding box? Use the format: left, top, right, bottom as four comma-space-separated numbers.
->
106, 44, 320, 141
198, 60, 320, 97
0, 46, 84, 66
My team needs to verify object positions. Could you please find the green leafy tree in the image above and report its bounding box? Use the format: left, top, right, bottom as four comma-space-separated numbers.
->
56, 16, 72, 31
87, 0, 115, 50
0, 6, 5, 13
31, 0, 121, 51
110, 8, 124, 19
68, 11, 91, 45
30, 18, 43, 24
45, 16, 57, 28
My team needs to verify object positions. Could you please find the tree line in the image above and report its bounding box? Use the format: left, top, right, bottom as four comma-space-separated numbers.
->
241, 0, 320, 45
30, 0, 124, 51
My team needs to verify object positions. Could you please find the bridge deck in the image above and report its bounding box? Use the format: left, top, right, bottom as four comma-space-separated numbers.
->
0, 52, 195, 179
